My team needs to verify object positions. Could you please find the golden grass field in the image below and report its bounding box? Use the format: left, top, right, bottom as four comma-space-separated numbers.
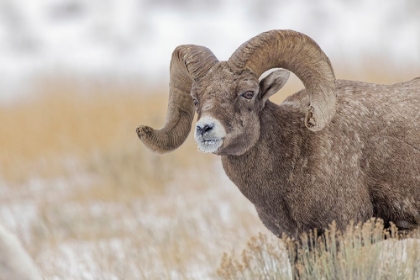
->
0, 63, 419, 279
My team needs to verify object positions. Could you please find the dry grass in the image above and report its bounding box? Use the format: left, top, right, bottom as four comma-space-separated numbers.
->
1, 81, 185, 182
219, 219, 420, 280
0, 79, 269, 279
0, 64, 419, 279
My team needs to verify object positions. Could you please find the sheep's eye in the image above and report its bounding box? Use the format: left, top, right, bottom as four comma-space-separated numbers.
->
241, 91, 255, 99
193, 98, 199, 107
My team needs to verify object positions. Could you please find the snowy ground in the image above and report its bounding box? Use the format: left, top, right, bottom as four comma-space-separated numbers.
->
0, 158, 282, 279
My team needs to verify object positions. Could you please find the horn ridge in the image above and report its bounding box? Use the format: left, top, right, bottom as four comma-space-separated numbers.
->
137, 45, 218, 154
228, 30, 336, 131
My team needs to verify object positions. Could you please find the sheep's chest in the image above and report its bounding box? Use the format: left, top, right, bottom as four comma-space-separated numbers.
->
221, 153, 288, 211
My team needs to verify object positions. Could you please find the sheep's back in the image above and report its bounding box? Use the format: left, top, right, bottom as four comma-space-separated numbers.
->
334, 78, 420, 225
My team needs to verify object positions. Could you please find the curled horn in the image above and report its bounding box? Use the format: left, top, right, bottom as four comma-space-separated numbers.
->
228, 30, 336, 131
137, 45, 219, 154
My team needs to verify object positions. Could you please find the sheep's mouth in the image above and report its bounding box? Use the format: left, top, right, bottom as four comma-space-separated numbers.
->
202, 139, 220, 145
196, 138, 223, 153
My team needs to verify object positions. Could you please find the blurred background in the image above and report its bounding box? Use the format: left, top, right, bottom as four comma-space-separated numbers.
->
0, 0, 419, 279
1, 0, 420, 102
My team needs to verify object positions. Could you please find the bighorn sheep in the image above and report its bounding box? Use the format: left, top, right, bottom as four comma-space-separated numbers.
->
136, 30, 420, 239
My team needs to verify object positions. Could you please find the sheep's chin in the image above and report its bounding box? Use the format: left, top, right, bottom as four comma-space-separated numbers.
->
196, 138, 223, 153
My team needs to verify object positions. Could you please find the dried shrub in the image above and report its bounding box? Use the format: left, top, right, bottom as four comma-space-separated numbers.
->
218, 219, 420, 280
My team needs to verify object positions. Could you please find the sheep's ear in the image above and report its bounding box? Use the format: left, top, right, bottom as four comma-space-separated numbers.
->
259, 69, 290, 101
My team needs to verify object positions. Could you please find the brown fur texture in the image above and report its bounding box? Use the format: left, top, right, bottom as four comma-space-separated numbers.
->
137, 30, 420, 239
222, 78, 420, 238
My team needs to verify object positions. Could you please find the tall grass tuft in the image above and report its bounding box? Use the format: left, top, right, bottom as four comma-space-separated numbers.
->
218, 233, 292, 280
218, 219, 420, 280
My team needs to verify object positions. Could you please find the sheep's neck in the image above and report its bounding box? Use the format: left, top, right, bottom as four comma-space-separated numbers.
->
221, 101, 307, 214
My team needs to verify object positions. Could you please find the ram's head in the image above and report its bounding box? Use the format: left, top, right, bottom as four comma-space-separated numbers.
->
137, 30, 336, 155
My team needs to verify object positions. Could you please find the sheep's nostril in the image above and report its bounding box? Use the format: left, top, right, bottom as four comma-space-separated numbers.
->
196, 123, 214, 135
203, 124, 214, 133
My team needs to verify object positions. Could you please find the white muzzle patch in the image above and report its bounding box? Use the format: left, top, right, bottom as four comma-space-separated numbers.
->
194, 115, 226, 153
